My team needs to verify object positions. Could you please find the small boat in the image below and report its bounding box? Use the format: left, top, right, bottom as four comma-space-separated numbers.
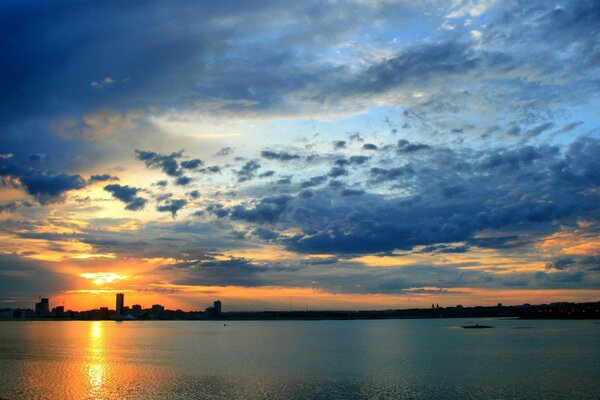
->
462, 323, 493, 329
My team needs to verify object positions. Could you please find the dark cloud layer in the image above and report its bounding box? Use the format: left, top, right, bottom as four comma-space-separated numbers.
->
1, 155, 86, 204
198, 137, 600, 257
104, 184, 147, 211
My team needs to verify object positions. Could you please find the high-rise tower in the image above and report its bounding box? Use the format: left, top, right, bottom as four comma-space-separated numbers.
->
116, 293, 124, 316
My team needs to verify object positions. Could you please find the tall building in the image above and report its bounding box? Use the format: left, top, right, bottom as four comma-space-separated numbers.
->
213, 300, 222, 316
35, 298, 49, 317
116, 293, 124, 316
206, 300, 222, 318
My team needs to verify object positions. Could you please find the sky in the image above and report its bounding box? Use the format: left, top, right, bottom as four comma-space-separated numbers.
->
1, 0, 599, 312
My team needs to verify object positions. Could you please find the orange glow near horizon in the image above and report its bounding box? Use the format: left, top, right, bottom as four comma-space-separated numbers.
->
53, 284, 600, 313
79, 272, 128, 286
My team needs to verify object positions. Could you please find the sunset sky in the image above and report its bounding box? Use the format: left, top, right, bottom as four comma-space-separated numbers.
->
1, 0, 599, 311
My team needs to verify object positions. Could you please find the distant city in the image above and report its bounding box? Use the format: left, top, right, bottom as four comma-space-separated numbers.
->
0, 294, 222, 320
1, 295, 599, 320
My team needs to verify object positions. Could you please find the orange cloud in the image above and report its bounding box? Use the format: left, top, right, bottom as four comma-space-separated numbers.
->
538, 230, 600, 256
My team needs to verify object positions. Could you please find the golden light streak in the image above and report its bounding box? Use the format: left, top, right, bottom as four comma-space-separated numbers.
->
80, 272, 128, 285
87, 321, 106, 398
350, 254, 428, 267
71, 253, 116, 260
538, 230, 600, 256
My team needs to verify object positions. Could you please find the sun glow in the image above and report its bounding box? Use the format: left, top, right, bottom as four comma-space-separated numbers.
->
80, 272, 128, 285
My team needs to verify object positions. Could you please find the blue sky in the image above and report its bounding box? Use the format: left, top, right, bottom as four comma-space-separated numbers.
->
0, 0, 599, 310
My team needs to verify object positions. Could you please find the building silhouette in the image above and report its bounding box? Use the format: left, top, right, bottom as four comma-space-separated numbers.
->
52, 306, 64, 317
205, 300, 222, 318
116, 293, 124, 316
35, 298, 49, 317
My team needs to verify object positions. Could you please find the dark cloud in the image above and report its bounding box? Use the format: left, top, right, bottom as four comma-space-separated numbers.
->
27, 153, 47, 163
169, 257, 265, 287
157, 198, 187, 217
135, 150, 183, 176
0, 156, 87, 204
299, 190, 313, 198
236, 160, 261, 182
20, 173, 87, 204
88, 174, 119, 183
300, 175, 327, 188
0, 201, 33, 213
259, 170, 275, 178
104, 184, 147, 211
328, 167, 348, 178
369, 166, 414, 183
200, 165, 221, 174
419, 244, 470, 254
362, 143, 378, 151
546, 258, 575, 271
260, 150, 301, 161
333, 140, 346, 150
523, 122, 554, 139
135, 150, 183, 177
397, 139, 430, 153
205, 138, 600, 256
0, 255, 76, 307
334, 156, 369, 167
175, 176, 192, 186
180, 159, 203, 169
229, 195, 292, 223
341, 189, 365, 196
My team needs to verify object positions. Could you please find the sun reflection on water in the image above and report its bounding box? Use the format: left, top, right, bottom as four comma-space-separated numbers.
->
87, 321, 106, 397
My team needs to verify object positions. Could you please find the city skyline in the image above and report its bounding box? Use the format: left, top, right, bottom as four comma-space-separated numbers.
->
1, 1, 599, 311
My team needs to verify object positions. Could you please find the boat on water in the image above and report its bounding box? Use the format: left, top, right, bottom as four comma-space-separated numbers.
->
462, 323, 493, 329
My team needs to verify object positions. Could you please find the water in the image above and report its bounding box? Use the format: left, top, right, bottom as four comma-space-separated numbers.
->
0, 319, 598, 399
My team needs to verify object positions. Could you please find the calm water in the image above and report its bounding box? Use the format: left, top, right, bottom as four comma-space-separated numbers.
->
0, 319, 599, 399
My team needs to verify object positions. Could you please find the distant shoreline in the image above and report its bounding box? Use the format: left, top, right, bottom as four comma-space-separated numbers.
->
2, 300, 599, 321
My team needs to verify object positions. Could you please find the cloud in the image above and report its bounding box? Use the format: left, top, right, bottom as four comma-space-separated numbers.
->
20, 173, 87, 204
300, 175, 327, 188
362, 143, 378, 151
260, 150, 301, 161
156, 198, 187, 217
193, 137, 600, 257
236, 160, 261, 182
0, 255, 76, 303
545, 258, 575, 271
169, 257, 265, 287
259, 170, 275, 178
341, 189, 365, 196
336, 156, 370, 166
328, 167, 348, 178
180, 159, 203, 169
135, 150, 183, 177
175, 176, 192, 186
104, 184, 147, 211
396, 139, 431, 153
88, 174, 119, 183
216, 147, 233, 157
229, 195, 292, 223
333, 140, 346, 150
0, 156, 87, 204
369, 166, 414, 183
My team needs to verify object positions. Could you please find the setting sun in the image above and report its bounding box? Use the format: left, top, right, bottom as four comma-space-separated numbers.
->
80, 272, 128, 286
